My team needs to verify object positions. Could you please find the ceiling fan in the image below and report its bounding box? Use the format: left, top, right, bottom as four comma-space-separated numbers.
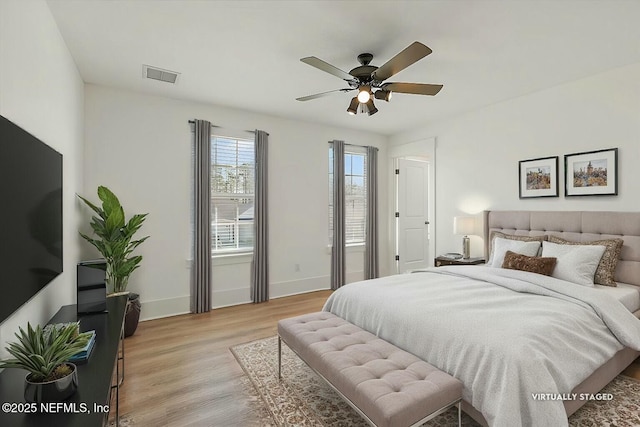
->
296, 41, 443, 116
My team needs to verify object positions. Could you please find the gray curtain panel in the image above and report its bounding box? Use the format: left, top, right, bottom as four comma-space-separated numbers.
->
251, 130, 269, 303
331, 140, 346, 290
191, 119, 212, 313
365, 146, 379, 279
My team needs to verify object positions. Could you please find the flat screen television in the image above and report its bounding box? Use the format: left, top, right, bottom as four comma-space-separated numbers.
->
0, 115, 63, 323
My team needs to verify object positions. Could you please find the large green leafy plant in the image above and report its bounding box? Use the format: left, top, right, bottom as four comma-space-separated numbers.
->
0, 323, 90, 382
78, 186, 149, 294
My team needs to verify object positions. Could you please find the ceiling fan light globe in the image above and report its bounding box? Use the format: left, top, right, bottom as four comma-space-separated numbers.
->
357, 85, 371, 103
357, 91, 370, 103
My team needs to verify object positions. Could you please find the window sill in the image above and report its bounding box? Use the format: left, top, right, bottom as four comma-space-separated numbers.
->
327, 243, 365, 254
346, 243, 365, 253
212, 251, 253, 266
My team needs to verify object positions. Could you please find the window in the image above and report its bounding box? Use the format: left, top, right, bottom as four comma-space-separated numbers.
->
211, 135, 254, 253
329, 145, 367, 245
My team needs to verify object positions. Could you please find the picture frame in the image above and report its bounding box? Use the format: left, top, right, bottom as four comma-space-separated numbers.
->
564, 148, 618, 197
519, 156, 559, 199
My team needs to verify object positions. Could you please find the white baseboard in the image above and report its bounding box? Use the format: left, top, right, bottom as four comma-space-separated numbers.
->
140, 295, 190, 321
140, 271, 365, 320
212, 275, 332, 308
211, 288, 251, 309
270, 275, 329, 298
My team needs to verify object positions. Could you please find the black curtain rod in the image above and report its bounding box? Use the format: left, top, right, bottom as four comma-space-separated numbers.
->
189, 120, 269, 136
188, 120, 219, 127
328, 141, 379, 151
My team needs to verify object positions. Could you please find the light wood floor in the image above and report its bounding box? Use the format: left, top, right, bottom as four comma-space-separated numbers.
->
113, 290, 640, 426
113, 290, 332, 426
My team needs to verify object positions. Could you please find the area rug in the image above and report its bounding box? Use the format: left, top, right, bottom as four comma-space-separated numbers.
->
231, 336, 640, 427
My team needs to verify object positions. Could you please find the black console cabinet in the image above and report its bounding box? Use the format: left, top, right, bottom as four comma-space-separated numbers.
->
0, 295, 127, 427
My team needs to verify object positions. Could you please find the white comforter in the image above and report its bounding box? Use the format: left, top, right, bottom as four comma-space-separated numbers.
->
322, 266, 640, 427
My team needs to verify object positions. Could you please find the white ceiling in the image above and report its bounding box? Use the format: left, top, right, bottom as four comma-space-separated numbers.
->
47, 0, 640, 136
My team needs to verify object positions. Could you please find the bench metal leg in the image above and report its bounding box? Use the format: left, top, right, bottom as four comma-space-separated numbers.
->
458, 402, 462, 427
278, 336, 282, 379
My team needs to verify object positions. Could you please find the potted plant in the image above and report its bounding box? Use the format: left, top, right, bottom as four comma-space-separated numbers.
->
78, 186, 149, 336
0, 322, 90, 403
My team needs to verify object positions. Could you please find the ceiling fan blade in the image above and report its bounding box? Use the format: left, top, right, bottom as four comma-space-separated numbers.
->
372, 42, 433, 81
296, 88, 354, 101
300, 57, 354, 81
383, 82, 443, 96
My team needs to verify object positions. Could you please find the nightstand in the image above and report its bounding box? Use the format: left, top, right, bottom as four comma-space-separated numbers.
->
434, 256, 485, 267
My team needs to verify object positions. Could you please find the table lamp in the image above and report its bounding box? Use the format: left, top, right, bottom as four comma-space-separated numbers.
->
453, 216, 475, 259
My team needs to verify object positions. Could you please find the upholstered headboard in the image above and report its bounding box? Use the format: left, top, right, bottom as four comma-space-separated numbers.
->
484, 211, 640, 287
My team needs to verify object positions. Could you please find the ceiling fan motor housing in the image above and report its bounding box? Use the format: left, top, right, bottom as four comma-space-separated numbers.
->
349, 65, 377, 83
350, 52, 378, 83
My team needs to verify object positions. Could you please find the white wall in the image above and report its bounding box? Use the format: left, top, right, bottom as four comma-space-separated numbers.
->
84, 85, 388, 319
0, 1, 84, 355
390, 62, 640, 258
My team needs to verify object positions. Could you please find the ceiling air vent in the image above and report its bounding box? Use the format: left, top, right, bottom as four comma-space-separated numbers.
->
143, 65, 180, 84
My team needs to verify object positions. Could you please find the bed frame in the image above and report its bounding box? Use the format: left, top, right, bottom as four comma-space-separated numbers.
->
459, 210, 640, 426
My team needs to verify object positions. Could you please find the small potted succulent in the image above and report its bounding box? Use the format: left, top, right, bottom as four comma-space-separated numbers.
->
0, 322, 91, 403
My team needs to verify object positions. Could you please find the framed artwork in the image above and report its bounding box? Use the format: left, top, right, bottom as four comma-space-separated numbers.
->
519, 156, 559, 199
564, 148, 618, 197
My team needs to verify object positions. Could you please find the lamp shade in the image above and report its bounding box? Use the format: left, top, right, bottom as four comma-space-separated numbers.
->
453, 216, 475, 236
347, 97, 359, 115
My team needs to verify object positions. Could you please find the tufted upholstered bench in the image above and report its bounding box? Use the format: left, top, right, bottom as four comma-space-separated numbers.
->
277, 311, 463, 427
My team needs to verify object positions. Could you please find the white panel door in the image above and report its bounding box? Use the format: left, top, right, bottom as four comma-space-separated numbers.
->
397, 159, 429, 273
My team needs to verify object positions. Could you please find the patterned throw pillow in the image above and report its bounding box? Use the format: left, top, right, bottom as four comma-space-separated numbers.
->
502, 251, 557, 276
487, 231, 547, 264
547, 235, 623, 287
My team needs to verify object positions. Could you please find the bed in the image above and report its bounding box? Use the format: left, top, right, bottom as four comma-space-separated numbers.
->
323, 210, 640, 427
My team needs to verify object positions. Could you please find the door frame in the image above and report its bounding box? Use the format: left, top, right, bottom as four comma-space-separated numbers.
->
388, 138, 436, 274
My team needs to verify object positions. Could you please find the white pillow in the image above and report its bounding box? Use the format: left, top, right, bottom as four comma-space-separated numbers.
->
490, 238, 541, 268
541, 241, 606, 287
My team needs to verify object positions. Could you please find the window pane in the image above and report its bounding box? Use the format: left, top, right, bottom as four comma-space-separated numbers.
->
351, 154, 364, 175
212, 165, 232, 193
211, 136, 255, 253
344, 175, 353, 194
235, 165, 254, 194
350, 176, 364, 195
345, 197, 366, 243
329, 147, 368, 245
211, 197, 254, 251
